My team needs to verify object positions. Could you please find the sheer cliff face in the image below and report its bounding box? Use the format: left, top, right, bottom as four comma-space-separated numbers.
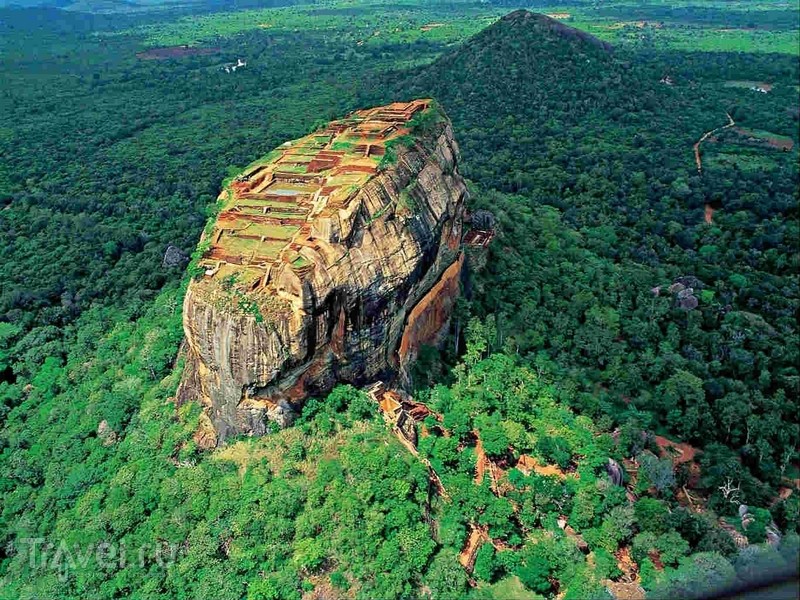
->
177, 101, 467, 445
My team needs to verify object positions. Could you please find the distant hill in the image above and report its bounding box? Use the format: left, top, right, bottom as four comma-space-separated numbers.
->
499, 9, 613, 52
395, 9, 655, 190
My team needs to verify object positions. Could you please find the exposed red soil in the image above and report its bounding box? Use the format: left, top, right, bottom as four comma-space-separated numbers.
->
648, 549, 665, 571
616, 547, 639, 582
472, 435, 510, 493
704, 203, 714, 224
602, 548, 646, 599
516, 454, 567, 479
656, 435, 702, 489
217, 213, 305, 226
458, 524, 487, 571
474, 437, 487, 484
306, 157, 341, 172
333, 164, 377, 174
136, 45, 220, 60
654, 435, 697, 464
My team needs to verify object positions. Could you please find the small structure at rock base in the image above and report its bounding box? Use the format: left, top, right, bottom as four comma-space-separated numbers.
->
222, 58, 247, 73
463, 229, 494, 248
366, 381, 417, 447
463, 209, 496, 248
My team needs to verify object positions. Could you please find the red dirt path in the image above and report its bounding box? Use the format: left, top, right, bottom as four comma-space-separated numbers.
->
693, 112, 735, 172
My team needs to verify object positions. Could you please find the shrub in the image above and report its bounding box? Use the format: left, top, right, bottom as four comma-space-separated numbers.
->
474, 544, 499, 582
516, 547, 552, 594
634, 497, 670, 534
632, 530, 689, 567
537, 435, 572, 469
329, 571, 348, 590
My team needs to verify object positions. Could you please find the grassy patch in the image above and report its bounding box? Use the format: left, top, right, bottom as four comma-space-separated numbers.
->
705, 151, 780, 172
475, 575, 541, 600
735, 127, 794, 148
331, 140, 355, 152
723, 80, 771, 89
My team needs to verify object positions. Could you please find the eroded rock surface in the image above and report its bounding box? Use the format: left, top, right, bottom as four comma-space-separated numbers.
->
177, 101, 467, 444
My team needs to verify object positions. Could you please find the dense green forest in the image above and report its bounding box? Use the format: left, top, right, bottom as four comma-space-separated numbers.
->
1, 1, 798, 598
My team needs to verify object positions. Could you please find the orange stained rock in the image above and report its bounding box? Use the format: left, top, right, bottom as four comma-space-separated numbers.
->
472, 432, 509, 494
379, 391, 403, 417
397, 254, 464, 366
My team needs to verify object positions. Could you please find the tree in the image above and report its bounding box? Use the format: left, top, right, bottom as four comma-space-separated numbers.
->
657, 370, 707, 441
480, 497, 518, 542
516, 549, 552, 595
536, 435, 572, 470
650, 552, 735, 599
480, 419, 510, 459
425, 549, 468, 599
473, 544, 499, 582
632, 531, 690, 567
634, 498, 670, 534
636, 451, 675, 495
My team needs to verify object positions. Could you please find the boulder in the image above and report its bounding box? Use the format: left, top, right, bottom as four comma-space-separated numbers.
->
162, 244, 189, 268
176, 101, 467, 444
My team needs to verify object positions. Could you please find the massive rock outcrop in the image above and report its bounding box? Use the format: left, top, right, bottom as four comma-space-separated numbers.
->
177, 100, 467, 445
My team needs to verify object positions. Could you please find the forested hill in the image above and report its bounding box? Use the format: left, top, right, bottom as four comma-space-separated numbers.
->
395, 8, 705, 190
375, 10, 799, 501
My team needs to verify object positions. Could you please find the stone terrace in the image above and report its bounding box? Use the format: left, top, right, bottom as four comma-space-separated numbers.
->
198, 100, 431, 290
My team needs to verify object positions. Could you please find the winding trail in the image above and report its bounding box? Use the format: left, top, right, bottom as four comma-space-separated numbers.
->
693, 112, 735, 172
